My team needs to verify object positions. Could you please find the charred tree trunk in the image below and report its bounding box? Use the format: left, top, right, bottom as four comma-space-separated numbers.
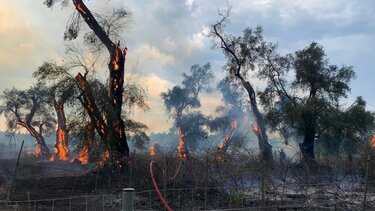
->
218, 120, 238, 154
107, 47, 129, 157
73, 0, 129, 157
77, 121, 94, 165
298, 90, 318, 163
300, 128, 316, 162
211, 21, 273, 162
85, 121, 95, 147
52, 97, 69, 160
300, 106, 317, 163
76, 73, 107, 141
237, 75, 274, 161
17, 121, 50, 157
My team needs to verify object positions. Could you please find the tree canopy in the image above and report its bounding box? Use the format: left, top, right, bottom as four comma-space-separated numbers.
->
161, 63, 213, 148
258, 42, 375, 162
0, 84, 55, 157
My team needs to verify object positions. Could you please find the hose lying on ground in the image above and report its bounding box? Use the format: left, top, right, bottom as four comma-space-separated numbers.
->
149, 160, 173, 211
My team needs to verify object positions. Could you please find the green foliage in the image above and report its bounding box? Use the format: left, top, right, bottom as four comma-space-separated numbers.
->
161, 63, 213, 147
0, 84, 56, 136
124, 83, 149, 115
34, 62, 79, 106
258, 42, 374, 155
293, 42, 355, 102
317, 97, 375, 155
44, 0, 131, 52
161, 63, 213, 123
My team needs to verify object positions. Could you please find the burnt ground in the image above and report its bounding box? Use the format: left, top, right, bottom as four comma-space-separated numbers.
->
0, 159, 15, 187
1, 153, 375, 210
1, 154, 161, 201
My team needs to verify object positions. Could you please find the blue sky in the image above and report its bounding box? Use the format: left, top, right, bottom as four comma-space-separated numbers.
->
0, 0, 374, 133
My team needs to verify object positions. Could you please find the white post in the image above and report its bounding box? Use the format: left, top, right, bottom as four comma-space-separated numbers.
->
122, 188, 135, 211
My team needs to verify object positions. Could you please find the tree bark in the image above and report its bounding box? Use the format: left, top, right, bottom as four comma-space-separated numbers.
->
211, 21, 273, 162
300, 108, 317, 163
72, 0, 129, 157
17, 121, 50, 157
52, 97, 69, 160
75, 73, 107, 141
300, 129, 316, 162
107, 47, 129, 157
77, 121, 94, 165
238, 76, 274, 161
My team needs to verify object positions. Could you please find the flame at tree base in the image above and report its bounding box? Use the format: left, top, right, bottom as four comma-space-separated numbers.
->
97, 149, 110, 168
177, 128, 188, 159
150, 142, 159, 156
77, 144, 89, 165
49, 129, 69, 162
150, 145, 155, 156
217, 119, 238, 153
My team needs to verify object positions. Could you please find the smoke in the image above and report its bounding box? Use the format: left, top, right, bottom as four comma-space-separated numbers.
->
145, 76, 302, 159
0, 132, 56, 159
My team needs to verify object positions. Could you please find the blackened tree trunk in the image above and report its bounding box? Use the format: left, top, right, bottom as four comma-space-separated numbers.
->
17, 121, 50, 157
77, 121, 94, 165
52, 97, 69, 160
72, 0, 129, 157
211, 18, 274, 162
107, 47, 129, 157
300, 128, 316, 162
237, 75, 274, 161
76, 73, 107, 141
300, 102, 317, 163
17, 96, 51, 157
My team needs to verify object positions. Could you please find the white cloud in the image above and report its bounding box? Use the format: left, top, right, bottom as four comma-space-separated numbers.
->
185, 0, 195, 10
1, 0, 375, 134
187, 27, 210, 50
131, 44, 176, 67
132, 74, 174, 133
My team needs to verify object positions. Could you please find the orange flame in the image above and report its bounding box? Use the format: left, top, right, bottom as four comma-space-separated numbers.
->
74, 1, 87, 15
49, 129, 69, 162
218, 119, 238, 152
112, 50, 119, 71
97, 149, 110, 167
371, 134, 375, 148
150, 145, 155, 156
177, 128, 188, 159
252, 124, 260, 134
77, 144, 89, 165
57, 129, 69, 160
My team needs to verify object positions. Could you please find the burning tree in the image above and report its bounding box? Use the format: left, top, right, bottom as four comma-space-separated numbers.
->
34, 57, 149, 165
43, 0, 132, 159
217, 119, 238, 154
51, 93, 69, 161
0, 85, 55, 157
258, 42, 375, 163
161, 63, 213, 148
34, 63, 79, 161
210, 10, 273, 161
208, 77, 251, 152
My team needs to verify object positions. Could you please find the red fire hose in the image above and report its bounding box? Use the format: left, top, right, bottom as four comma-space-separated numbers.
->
149, 160, 173, 211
